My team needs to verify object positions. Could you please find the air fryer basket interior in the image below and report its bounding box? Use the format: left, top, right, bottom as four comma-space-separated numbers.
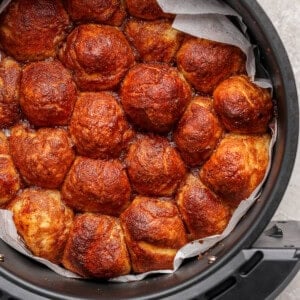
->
0, 1, 298, 299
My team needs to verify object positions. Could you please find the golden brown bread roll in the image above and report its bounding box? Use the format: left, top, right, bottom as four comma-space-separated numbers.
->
0, 154, 20, 207
0, 0, 70, 61
121, 196, 187, 273
200, 133, 271, 208
126, 135, 186, 197
70, 92, 134, 159
62, 157, 131, 216
20, 60, 77, 127
0, 131, 9, 154
174, 97, 223, 166
213, 75, 273, 134
8, 188, 74, 263
62, 213, 131, 278
121, 63, 191, 133
177, 38, 246, 94
59, 24, 135, 91
124, 19, 182, 63
9, 124, 75, 189
176, 174, 231, 240
0, 57, 21, 128
125, 0, 173, 20
65, 0, 126, 26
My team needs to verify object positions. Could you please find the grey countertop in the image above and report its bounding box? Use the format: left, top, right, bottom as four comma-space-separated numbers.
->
257, 1, 300, 299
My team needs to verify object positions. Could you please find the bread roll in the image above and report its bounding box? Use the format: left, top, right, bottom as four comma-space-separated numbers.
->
8, 189, 74, 263
213, 75, 273, 134
62, 157, 131, 216
20, 60, 77, 127
121, 63, 191, 133
70, 92, 134, 159
9, 125, 75, 189
120, 196, 187, 273
62, 213, 131, 278
0, 0, 70, 61
200, 133, 271, 207
126, 135, 186, 197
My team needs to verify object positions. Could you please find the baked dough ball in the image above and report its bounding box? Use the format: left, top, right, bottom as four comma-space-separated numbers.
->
176, 174, 231, 240
0, 57, 21, 128
200, 134, 270, 208
177, 38, 246, 94
0, 0, 70, 61
213, 75, 273, 134
20, 60, 77, 127
62, 213, 131, 278
174, 97, 223, 166
9, 125, 75, 189
62, 157, 131, 216
126, 135, 186, 196
65, 0, 126, 26
125, 0, 173, 20
0, 155, 20, 207
70, 92, 134, 159
8, 189, 74, 263
121, 196, 187, 273
121, 63, 191, 133
124, 19, 182, 63
60, 24, 135, 91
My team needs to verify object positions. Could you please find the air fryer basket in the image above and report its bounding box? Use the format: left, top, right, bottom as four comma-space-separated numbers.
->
0, 1, 299, 299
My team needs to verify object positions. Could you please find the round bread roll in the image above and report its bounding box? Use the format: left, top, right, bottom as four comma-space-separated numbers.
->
65, 0, 126, 26
124, 19, 182, 63
121, 63, 191, 133
62, 157, 131, 216
0, 154, 20, 207
213, 75, 273, 134
8, 189, 74, 263
176, 174, 231, 240
9, 125, 75, 189
126, 135, 186, 197
125, 0, 173, 20
0, 57, 21, 128
0, 0, 70, 61
62, 213, 131, 278
70, 92, 134, 159
20, 60, 77, 127
200, 133, 271, 208
174, 97, 223, 166
177, 37, 246, 94
120, 196, 187, 273
60, 24, 135, 91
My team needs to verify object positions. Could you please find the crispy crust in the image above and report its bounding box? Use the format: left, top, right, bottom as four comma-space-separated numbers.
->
121, 63, 191, 133
20, 60, 77, 127
126, 135, 186, 197
0, 0, 70, 61
9, 125, 75, 189
120, 196, 187, 273
62, 213, 131, 278
8, 188, 74, 263
70, 92, 134, 159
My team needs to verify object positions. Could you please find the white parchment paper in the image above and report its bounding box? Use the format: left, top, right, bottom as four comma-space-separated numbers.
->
0, 0, 275, 282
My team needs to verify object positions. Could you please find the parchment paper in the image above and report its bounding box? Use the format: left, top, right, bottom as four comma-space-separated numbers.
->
0, 0, 275, 282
